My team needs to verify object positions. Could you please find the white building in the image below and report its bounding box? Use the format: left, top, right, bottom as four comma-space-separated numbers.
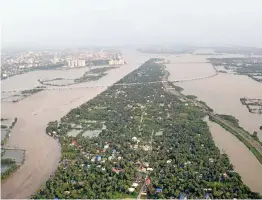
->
67, 59, 85, 67
77, 59, 85, 67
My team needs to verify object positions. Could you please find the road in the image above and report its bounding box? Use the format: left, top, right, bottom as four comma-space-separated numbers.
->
166, 84, 262, 162
137, 130, 154, 199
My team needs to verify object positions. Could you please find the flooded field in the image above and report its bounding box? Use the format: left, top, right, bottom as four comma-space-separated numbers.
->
165, 54, 262, 141
165, 54, 262, 193
0, 49, 149, 198
2, 149, 25, 165
1, 50, 261, 197
206, 118, 262, 193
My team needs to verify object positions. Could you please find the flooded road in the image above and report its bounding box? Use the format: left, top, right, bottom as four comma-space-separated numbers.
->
206, 118, 262, 193
1, 49, 149, 198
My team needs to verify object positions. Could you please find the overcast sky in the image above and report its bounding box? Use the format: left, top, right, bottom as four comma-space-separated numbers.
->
1, 0, 262, 48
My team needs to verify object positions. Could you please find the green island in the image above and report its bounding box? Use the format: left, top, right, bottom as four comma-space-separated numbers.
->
38, 67, 118, 87
33, 60, 261, 199
1, 117, 23, 180
1, 158, 19, 180
208, 57, 262, 82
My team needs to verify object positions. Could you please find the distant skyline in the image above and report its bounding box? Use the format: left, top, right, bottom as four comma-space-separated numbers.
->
1, 0, 262, 49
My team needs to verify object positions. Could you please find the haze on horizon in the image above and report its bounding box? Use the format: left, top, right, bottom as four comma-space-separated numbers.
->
1, 0, 262, 49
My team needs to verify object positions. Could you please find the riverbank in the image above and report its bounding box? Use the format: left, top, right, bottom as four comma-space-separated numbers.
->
0, 50, 147, 199
163, 55, 262, 194
33, 60, 260, 199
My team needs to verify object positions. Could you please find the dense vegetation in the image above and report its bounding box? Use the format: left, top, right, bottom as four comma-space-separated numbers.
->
33, 60, 261, 199
209, 57, 262, 82
1, 163, 18, 180
218, 115, 239, 127
21, 87, 45, 95
1, 117, 18, 146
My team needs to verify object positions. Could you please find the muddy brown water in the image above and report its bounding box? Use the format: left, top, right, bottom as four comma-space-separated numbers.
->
165, 54, 262, 194
0, 49, 149, 198
1, 51, 262, 197
205, 118, 262, 193
165, 54, 262, 141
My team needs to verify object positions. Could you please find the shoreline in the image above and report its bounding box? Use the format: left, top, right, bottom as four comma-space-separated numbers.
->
33, 60, 261, 198
1, 54, 144, 199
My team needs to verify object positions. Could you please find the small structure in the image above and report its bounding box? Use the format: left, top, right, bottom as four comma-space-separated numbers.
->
155, 188, 163, 193
112, 168, 123, 174
132, 182, 139, 188
71, 140, 77, 146
128, 188, 135, 192
104, 144, 109, 149
146, 178, 151, 185
179, 193, 187, 200
143, 162, 149, 167
95, 156, 102, 162
205, 193, 211, 200
147, 168, 153, 171
132, 137, 138, 142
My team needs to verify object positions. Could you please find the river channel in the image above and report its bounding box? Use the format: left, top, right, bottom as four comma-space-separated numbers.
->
165, 54, 262, 194
1, 51, 262, 197
0, 49, 149, 198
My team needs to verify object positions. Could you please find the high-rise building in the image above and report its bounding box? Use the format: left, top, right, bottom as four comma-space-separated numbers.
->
67, 59, 85, 67
77, 59, 85, 67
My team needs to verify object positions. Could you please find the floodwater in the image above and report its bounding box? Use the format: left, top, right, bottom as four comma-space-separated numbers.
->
206, 118, 262, 193
165, 54, 262, 193
165, 54, 262, 140
2, 149, 25, 164
0, 49, 149, 198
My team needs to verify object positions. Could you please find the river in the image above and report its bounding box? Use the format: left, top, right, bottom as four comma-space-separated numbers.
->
206, 118, 262, 193
165, 54, 262, 140
0, 49, 150, 199
1, 51, 262, 197
165, 54, 262, 194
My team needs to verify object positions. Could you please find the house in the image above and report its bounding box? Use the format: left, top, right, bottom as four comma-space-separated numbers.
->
143, 162, 149, 167
179, 193, 187, 200
132, 137, 138, 142
132, 182, 139, 188
71, 140, 77, 146
95, 156, 102, 162
91, 157, 96, 162
146, 178, 151, 185
147, 168, 153, 171
112, 168, 123, 174
155, 188, 163, 193
205, 193, 211, 200
167, 160, 172, 164
128, 188, 135, 192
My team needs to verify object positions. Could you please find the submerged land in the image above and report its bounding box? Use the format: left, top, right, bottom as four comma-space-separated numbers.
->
1, 48, 262, 199
33, 59, 261, 199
